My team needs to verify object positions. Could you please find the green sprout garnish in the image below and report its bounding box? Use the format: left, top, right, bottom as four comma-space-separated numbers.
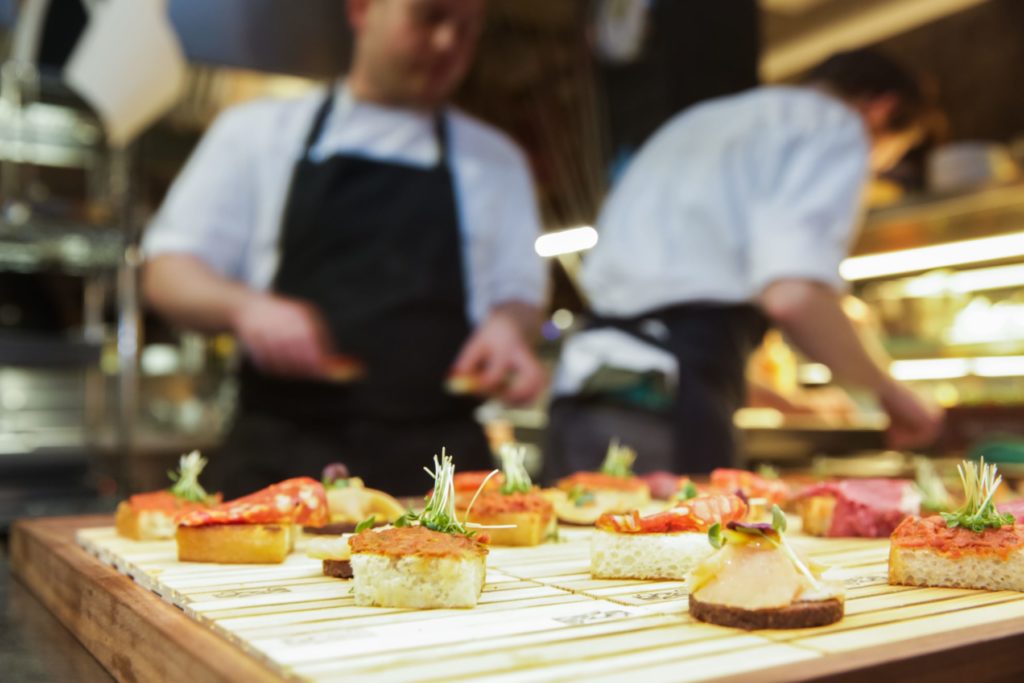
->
772, 504, 788, 533
567, 485, 595, 507
675, 481, 699, 501
599, 438, 637, 478
392, 448, 506, 538
708, 522, 723, 549
914, 456, 952, 513
757, 464, 780, 480
355, 515, 376, 533
499, 444, 532, 495
168, 451, 211, 503
941, 457, 1015, 532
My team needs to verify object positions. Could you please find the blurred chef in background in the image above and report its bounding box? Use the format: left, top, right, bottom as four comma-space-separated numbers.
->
142, 0, 547, 496
546, 49, 943, 479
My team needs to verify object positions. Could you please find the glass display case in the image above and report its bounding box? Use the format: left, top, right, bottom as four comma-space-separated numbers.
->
839, 180, 1024, 456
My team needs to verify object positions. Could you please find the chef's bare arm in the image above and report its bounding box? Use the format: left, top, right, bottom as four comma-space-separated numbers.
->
143, 253, 330, 377
758, 278, 942, 447
144, 253, 254, 332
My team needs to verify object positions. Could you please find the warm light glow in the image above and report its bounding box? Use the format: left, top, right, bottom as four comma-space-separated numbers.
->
890, 358, 970, 381
535, 226, 599, 258
551, 308, 575, 330
840, 231, 1024, 281
798, 363, 832, 386
973, 356, 1024, 378
890, 355, 1024, 381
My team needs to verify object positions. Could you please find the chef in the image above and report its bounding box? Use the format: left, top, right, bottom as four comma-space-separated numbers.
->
546, 49, 942, 478
142, 0, 546, 496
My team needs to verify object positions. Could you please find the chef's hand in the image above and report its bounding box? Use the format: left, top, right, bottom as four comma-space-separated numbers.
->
878, 379, 944, 449
231, 293, 333, 378
452, 309, 546, 405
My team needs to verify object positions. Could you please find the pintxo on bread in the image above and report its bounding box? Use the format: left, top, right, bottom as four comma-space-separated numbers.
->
115, 451, 221, 540
797, 478, 922, 538
591, 494, 747, 580
175, 477, 328, 563
347, 449, 495, 609
687, 506, 845, 630
547, 438, 651, 525
456, 444, 556, 546
889, 458, 1024, 593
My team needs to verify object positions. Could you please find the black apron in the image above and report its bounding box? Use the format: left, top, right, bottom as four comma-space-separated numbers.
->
583, 303, 768, 474
209, 92, 490, 497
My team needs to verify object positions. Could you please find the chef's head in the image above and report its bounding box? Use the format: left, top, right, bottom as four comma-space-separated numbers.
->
805, 49, 926, 173
346, 0, 485, 108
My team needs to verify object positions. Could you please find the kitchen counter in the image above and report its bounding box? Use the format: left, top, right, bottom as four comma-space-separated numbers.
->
0, 543, 113, 683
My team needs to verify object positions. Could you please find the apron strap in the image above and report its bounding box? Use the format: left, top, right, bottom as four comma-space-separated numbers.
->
434, 112, 451, 169
303, 92, 335, 157
304, 88, 451, 168
585, 304, 768, 473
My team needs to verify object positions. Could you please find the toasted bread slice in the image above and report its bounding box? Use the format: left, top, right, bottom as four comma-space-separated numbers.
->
797, 496, 837, 537
546, 488, 651, 526
458, 491, 557, 546
888, 544, 1024, 592
116, 501, 177, 541
889, 516, 1024, 592
469, 510, 556, 546
323, 559, 353, 579
591, 529, 713, 580
689, 594, 843, 630
176, 524, 296, 564
349, 527, 488, 608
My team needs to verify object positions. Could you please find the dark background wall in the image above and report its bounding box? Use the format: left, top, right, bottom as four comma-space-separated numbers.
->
599, 0, 760, 165
879, 0, 1024, 143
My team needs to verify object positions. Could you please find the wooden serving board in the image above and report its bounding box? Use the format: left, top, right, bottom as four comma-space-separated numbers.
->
12, 516, 1024, 683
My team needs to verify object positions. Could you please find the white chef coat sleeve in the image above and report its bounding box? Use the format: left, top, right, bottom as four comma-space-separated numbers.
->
746, 119, 869, 293
477, 148, 547, 313
141, 105, 262, 280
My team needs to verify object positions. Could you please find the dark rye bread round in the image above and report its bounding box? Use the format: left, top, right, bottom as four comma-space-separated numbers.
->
689, 595, 843, 630
322, 559, 353, 579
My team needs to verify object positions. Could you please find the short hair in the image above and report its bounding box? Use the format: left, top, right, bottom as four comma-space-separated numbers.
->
804, 49, 924, 133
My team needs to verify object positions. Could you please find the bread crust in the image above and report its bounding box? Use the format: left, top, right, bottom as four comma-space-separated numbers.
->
689, 594, 843, 630
176, 524, 296, 564
463, 510, 556, 546
797, 496, 836, 537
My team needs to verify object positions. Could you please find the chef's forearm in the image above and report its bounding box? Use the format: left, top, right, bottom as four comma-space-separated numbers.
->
758, 280, 891, 394
486, 301, 543, 341
142, 254, 257, 333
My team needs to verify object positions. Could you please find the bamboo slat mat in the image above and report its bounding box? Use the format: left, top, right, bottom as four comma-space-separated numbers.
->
76, 526, 1024, 683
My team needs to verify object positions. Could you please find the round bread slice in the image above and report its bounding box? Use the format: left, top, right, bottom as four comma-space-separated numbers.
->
689, 594, 843, 630
323, 559, 353, 579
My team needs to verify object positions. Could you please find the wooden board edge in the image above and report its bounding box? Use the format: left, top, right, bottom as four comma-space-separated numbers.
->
710, 612, 1024, 683
9, 516, 286, 683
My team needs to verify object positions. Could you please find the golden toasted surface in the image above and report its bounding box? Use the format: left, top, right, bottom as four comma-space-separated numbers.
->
459, 491, 554, 517
349, 526, 488, 559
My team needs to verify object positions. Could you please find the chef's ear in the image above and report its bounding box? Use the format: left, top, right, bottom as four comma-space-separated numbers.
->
347, 0, 375, 32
